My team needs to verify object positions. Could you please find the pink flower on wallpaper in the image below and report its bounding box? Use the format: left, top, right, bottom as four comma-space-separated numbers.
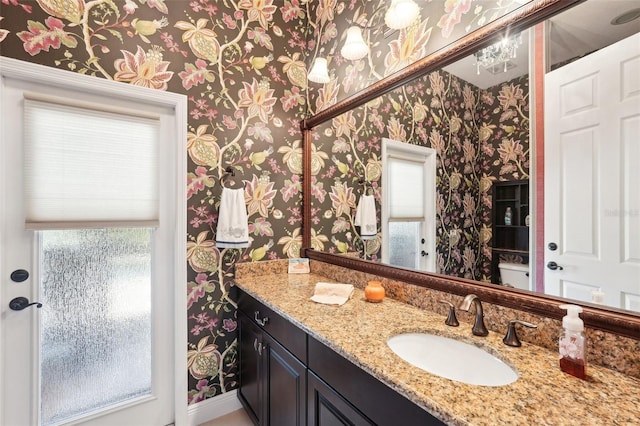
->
329, 181, 356, 218
247, 26, 273, 49
429, 71, 445, 97
17, 17, 77, 56
386, 117, 407, 142
437, 0, 472, 38
497, 138, 524, 164
114, 46, 174, 90
280, 86, 305, 112
498, 83, 525, 111
429, 129, 445, 155
315, 0, 336, 25
238, 78, 277, 123
315, 79, 339, 112
332, 111, 356, 138
222, 318, 237, 333
179, 59, 215, 90
222, 13, 237, 29
147, 0, 168, 14
187, 166, 214, 199
2, 0, 33, 13
282, 0, 304, 22
248, 217, 274, 237
245, 174, 277, 218
384, 19, 432, 76
187, 273, 215, 309
281, 176, 301, 202
239, 0, 277, 29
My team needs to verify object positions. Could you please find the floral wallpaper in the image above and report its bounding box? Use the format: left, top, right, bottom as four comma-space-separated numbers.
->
306, 0, 529, 114
1, 0, 312, 403
311, 67, 529, 281
1, 0, 530, 406
305, 0, 532, 282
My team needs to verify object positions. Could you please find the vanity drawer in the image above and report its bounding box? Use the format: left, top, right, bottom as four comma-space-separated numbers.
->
238, 288, 307, 363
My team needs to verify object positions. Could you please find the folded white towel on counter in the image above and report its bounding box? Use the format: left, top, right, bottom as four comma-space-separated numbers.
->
355, 194, 377, 240
216, 187, 249, 248
310, 282, 354, 306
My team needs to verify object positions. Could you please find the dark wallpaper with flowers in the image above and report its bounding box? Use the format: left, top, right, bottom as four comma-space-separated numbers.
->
1, 0, 529, 405
311, 68, 529, 282
1, 0, 313, 403
306, 0, 530, 282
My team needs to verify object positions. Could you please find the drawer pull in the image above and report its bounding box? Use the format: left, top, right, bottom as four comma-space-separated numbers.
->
254, 311, 269, 326
253, 337, 263, 355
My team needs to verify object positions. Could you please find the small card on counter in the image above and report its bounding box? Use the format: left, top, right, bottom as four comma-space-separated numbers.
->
288, 258, 310, 274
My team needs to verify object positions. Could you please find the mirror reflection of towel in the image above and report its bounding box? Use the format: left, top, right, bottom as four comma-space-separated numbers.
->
216, 187, 249, 248
355, 194, 377, 240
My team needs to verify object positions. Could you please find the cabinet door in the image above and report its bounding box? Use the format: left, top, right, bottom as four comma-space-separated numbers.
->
308, 371, 373, 426
238, 312, 263, 425
265, 334, 306, 426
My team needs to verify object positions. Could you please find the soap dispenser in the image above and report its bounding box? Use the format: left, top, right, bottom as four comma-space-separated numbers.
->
558, 304, 587, 379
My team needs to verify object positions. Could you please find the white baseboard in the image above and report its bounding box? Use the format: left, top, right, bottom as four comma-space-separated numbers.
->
187, 390, 243, 426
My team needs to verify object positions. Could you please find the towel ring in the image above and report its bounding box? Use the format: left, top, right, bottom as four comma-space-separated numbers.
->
358, 178, 373, 195
220, 166, 245, 189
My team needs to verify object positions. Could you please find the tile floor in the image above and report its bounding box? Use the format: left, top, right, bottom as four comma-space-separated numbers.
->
198, 408, 253, 426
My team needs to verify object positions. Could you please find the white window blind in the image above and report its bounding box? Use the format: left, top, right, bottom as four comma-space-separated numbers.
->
389, 157, 424, 218
23, 96, 160, 229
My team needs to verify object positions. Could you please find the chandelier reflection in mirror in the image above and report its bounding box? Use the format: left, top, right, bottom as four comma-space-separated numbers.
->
474, 33, 523, 75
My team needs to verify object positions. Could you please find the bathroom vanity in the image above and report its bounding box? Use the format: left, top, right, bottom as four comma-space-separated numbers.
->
235, 265, 640, 426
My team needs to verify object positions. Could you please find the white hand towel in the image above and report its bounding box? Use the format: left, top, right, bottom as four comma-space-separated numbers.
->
310, 282, 354, 306
354, 194, 377, 240
216, 187, 249, 248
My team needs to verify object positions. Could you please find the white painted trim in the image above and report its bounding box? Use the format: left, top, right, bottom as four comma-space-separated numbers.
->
186, 391, 244, 426
381, 138, 436, 273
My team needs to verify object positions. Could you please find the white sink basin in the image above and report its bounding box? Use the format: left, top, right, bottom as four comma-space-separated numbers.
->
387, 333, 518, 386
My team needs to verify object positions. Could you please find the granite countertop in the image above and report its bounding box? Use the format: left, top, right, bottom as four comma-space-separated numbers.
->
235, 272, 640, 425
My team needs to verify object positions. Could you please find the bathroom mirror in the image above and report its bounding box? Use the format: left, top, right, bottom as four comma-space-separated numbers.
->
301, 0, 640, 339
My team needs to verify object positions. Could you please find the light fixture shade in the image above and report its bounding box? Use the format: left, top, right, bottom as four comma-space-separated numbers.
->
308, 57, 330, 84
341, 26, 369, 61
385, 0, 420, 30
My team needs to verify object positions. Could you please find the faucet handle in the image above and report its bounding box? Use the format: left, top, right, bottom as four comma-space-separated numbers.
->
438, 300, 459, 327
503, 319, 537, 347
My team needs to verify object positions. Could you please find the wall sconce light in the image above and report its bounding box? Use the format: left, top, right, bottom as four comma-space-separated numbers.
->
385, 0, 420, 30
308, 57, 331, 84
340, 26, 369, 61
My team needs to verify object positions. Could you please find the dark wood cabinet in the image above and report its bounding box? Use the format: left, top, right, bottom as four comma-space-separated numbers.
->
264, 334, 306, 426
307, 371, 373, 426
238, 309, 306, 426
238, 288, 445, 426
491, 180, 530, 284
238, 313, 263, 424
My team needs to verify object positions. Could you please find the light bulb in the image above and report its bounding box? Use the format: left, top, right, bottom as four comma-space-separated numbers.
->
340, 26, 369, 61
307, 57, 330, 84
385, 0, 420, 30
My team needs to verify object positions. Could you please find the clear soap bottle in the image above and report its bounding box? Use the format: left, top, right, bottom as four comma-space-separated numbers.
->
558, 304, 587, 379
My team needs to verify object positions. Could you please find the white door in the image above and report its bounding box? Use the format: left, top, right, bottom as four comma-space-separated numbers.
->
0, 59, 185, 426
381, 138, 436, 272
544, 33, 640, 310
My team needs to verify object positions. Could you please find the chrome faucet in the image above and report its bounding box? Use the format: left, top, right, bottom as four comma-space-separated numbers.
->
458, 294, 489, 336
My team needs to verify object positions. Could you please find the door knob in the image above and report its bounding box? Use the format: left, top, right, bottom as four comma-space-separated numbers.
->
9, 297, 42, 311
548, 242, 558, 251
547, 261, 563, 271
421, 250, 429, 257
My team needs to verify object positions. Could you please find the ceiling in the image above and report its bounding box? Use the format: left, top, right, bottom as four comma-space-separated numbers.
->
442, 0, 640, 89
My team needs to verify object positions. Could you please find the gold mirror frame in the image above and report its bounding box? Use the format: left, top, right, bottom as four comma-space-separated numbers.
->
301, 0, 640, 340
